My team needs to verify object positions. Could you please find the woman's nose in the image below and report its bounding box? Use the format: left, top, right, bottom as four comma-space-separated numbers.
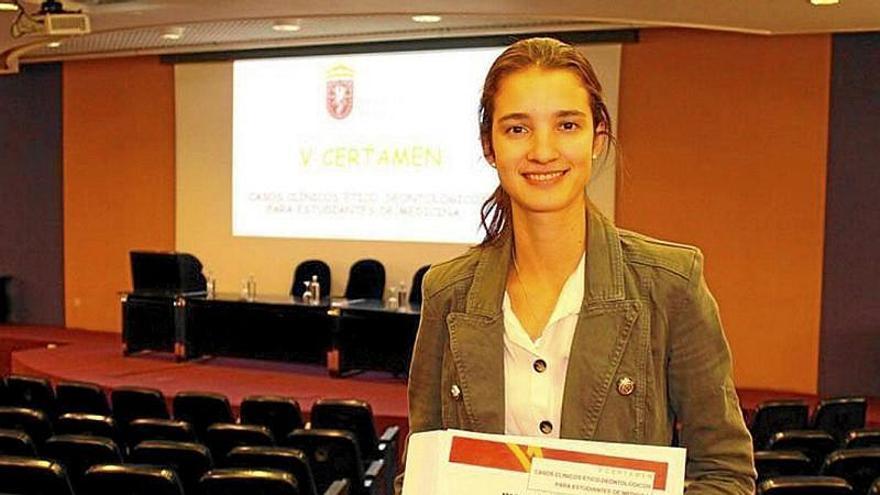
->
526, 129, 560, 164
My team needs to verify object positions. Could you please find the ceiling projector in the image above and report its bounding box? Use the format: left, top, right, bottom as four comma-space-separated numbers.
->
12, 0, 91, 37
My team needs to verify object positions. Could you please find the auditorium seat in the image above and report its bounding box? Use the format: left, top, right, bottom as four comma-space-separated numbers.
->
755, 451, 814, 482
812, 397, 868, 443
310, 398, 398, 492
844, 430, 880, 449
54, 413, 124, 452
750, 400, 810, 449
173, 391, 234, 440
125, 417, 198, 449
200, 468, 301, 495
286, 428, 384, 495
55, 381, 111, 416
820, 448, 880, 495
226, 445, 344, 495
344, 259, 385, 300
0, 407, 53, 446
0, 456, 74, 495
4, 375, 56, 416
767, 430, 838, 471
129, 440, 214, 495
758, 475, 853, 495
0, 428, 37, 456
292, 259, 332, 298
869, 477, 880, 495
42, 434, 124, 492
204, 423, 275, 462
239, 395, 304, 441
409, 265, 430, 306
83, 464, 185, 495
111, 386, 170, 425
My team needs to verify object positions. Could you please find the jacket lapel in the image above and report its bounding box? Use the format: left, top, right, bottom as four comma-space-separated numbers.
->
445, 232, 511, 434
560, 209, 642, 439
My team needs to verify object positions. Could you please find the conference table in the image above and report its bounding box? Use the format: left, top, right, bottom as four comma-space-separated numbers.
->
122, 291, 421, 377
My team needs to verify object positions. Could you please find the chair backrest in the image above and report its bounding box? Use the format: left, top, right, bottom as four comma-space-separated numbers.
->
754, 450, 813, 482
286, 428, 364, 495
83, 463, 185, 495
226, 445, 320, 495
55, 412, 124, 450
205, 423, 275, 461
4, 375, 55, 416
172, 391, 234, 440
42, 434, 124, 491
310, 398, 379, 459
750, 400, 810, 449
0, 427, 38, 456
820, 448, 880, 495
110, 386, 170, 425
200, 467, 301, 495
844, 429, 880, 450
767, 430, 838, 471
55, 381, 111, 416
758, 475, 853, 495
126, 417, 197, 449
0, 406, 53, 446
409, 265, 430, 305
0, 456, 74, 495
292, 260, 332, 298
344, 259, 385, 300
240, 395, 304, 441
812, 397, 868, 443
130, 440, 214, 495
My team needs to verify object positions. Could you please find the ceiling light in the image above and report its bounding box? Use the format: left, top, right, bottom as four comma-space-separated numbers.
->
161, 26, 184, 40
47, 41, 62, 48
0, 2, 19, 11
809, 0, 839, 4
411, 14, 442, 23
272, 20, 301, 32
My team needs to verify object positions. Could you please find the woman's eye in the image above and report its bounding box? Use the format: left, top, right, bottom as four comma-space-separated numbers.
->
560, 121, 580, 131
505, 125, 527, 135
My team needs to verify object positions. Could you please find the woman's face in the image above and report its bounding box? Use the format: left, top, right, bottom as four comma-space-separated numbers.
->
488, 67, 597, 217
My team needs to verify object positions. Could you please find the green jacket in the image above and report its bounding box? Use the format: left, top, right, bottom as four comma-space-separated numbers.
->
407, 207, 756, 494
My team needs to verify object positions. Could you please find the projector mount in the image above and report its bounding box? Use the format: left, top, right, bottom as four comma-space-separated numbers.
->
9, 0, 91, 38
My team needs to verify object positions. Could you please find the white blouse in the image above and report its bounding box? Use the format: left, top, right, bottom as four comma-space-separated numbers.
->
502, 253, 585, 438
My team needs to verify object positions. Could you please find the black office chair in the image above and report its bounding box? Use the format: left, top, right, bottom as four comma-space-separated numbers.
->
111, 386, 170, 425
344, 259, 385, 300
750, 400, 810, 450
4, 375, 55, 416
125, 417, 198, 449
292, 260, 332, 298
200, 468, 301, 495
226, 445, 350, 495
54, 413, 124, 451
286, 428, 384, 495
820, 448, 880, 495
204, 423, 275, 462
758, 475, 853, 495
42, 434, 124, 493
755, 450, 814, 482
55, 381, 111, 416
83, 464, 185, 495
767, 430, 838, 471
408, 265, 430, 306
0, 406, 53, 446
172, 391, 234, 440
811, 397, 867, 443
0, 456, 74, 495
129, 440, 214, 495
0, 428, 38, 456
844, 430, 880, 449
240, 395, 304, 441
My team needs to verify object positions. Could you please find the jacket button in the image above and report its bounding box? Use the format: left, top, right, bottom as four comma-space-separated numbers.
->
533, 359, 547, 373
450, 384, 462, 400
617, 376, 635, 396
539, 420, 553, 434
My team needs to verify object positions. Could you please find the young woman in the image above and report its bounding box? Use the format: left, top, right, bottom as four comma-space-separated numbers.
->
406, 37, 756, 494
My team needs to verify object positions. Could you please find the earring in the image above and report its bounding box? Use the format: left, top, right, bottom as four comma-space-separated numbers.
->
592, 154, 598, 160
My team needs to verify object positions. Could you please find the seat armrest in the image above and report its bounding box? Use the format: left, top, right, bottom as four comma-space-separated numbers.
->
325, 479, 350, 495
365, 458, 385, 479
379, 425, 400, 443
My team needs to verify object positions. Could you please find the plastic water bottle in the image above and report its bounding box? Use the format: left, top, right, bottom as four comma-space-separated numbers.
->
309, 275, 320, 304
206, 271, 216, 298
396, 281, 407, 308
246, 274, 256, 300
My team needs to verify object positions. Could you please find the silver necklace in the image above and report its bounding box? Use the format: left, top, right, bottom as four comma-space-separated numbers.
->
512, 251, 541, 333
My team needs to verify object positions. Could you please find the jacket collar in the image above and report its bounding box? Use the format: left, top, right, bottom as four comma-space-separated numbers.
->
465, 206, 625, 317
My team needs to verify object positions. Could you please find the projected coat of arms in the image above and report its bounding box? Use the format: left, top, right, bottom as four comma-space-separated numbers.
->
326, 64, 354, 119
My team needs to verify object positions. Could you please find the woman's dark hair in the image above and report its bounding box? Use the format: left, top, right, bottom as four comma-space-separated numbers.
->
478, 37, 614, 246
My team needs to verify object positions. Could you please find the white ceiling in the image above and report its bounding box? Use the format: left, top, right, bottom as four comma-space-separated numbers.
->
1, 0, 878, 72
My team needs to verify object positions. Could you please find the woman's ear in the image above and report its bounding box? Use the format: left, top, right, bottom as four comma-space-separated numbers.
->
482, 138, 495, 167
592, 123, 608, 158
